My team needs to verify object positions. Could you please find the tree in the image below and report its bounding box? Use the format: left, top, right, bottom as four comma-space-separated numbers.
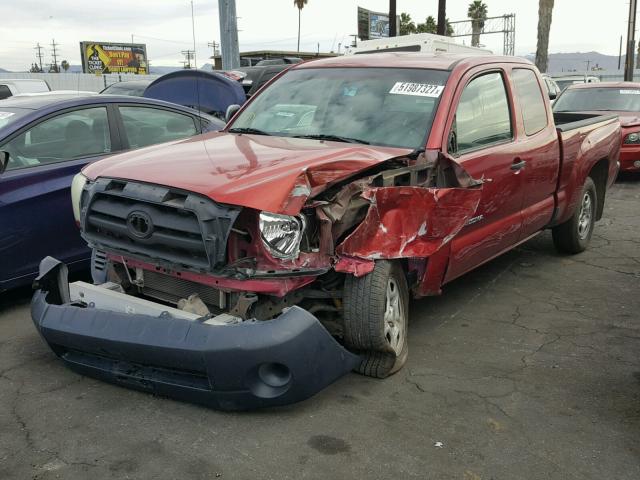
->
444, 18, 455, 36
416, 16, 437, 33
535, 0, 554, 72
294, 0, 308, 52
400, 12, 416, 35
467, 1, 488, 47
60, 60, 70, 72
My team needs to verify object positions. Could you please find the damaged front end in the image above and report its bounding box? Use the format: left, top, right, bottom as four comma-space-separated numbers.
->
31, 257, 359, 410
32, 148, 481, 409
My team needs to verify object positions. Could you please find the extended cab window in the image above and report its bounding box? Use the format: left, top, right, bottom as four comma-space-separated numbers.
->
119, 106, 198, 149
512, 69, 548, 135
230, 67, 450, 149
450, 72, 512, 154
1, 107, 111, 171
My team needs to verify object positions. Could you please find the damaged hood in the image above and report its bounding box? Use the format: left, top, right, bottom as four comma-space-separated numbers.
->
83, 132, 412, 215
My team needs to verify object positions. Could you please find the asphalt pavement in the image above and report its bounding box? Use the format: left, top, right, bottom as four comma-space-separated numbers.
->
1, 176, 639, 480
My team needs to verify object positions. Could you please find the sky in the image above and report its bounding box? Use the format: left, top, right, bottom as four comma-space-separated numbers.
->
0, 0, 633, 71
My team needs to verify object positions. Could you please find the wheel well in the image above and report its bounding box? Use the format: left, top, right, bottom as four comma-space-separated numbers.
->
588, 159, 608, 221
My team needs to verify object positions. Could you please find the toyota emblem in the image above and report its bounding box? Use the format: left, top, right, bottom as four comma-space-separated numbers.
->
126, 211, 153, 239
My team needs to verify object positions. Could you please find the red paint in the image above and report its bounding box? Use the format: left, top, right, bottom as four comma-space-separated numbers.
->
336, 187, 482, 259
111, 255, 317, 297
334, 256, 375, 277
82, 133, 411, 216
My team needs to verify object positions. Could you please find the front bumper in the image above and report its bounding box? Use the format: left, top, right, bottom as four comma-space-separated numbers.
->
31, 257, 359, 410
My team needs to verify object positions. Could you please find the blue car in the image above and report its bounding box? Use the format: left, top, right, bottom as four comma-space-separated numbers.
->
0, 93, 224, 291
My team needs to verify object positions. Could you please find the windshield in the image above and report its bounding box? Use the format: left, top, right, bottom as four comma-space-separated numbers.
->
555, 79, 584, 91
102, 82, 148, 96
230, 67, 450, 149
553, 87, 640, 112
0, 108, 30, 129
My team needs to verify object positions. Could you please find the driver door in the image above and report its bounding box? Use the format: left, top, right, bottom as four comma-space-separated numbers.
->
443, 69, 525, 283
0, 105, 118, 288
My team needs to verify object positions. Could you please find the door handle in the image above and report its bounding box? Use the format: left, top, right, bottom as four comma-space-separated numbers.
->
510, 158, 526, 171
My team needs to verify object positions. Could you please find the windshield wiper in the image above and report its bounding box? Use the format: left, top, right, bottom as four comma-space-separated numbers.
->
292, 133, 370, 145
228, 127, 272, 136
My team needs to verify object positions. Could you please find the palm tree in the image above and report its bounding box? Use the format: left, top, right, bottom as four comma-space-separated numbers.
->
535, 0, 555, 72
294, 0, 308, 52
467, 1, 488, 47
399, 12, 416, 35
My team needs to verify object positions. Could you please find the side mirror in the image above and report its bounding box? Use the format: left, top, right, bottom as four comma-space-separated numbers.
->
225, 104, 241, 123
0, 151, 9, 175
548, 91, 557, 100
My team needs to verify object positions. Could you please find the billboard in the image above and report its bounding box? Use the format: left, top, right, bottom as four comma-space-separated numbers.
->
80, 42, 148, 74
357, 7, 400, 40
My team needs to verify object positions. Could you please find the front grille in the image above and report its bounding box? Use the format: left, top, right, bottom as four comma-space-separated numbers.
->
81, 179, 241, 272
142, 269, 225, 309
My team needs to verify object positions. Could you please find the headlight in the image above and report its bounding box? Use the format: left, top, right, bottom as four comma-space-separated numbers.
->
624, 131, 640, 144
259, 212, 306, 259
71, 173, 88, 224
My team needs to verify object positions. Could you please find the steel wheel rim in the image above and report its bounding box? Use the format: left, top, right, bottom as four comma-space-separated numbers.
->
384, 278, 404, 356
577, 192, 593, 240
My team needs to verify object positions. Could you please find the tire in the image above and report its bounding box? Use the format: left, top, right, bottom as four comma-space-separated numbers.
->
552, 177, 597, 254
343, 260, 409, 378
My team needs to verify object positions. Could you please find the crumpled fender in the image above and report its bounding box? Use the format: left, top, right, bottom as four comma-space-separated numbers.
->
336, 186, 482, 260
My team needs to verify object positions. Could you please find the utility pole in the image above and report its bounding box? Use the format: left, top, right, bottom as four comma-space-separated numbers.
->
437, 0, 447, 36
218, 0, 240, 70
389, 0, 397, 37
34, 43, 44, 72
181, 50, 195, 69
208, 41, 219, 57
625, 0, 637, 81
50, 39, 60, 73
619, 35, 623, 70
191, 0, 197, 69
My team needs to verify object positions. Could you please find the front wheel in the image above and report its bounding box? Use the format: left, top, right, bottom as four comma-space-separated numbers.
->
343, 260, 409, 378
552, 177, 597, 254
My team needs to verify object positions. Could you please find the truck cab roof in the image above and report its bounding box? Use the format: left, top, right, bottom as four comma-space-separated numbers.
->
294, 52, 531, 71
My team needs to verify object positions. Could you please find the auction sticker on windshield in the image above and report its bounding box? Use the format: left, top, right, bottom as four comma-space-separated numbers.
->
389, 82, 444, 97
620, 89, 640, 95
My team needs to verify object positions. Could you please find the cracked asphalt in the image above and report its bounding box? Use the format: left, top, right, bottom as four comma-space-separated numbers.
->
1, 176, 639, 480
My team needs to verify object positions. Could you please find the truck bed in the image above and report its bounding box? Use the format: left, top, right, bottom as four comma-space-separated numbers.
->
553, 112, 618, 132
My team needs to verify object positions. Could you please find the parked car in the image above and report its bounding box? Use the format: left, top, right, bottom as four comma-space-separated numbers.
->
0, 93, 224, 291
542, 74, 562, 102
553, 81, 640, 173
255, 57, 302, 66
143, 70, 246, 119
32, 54, 621, 410
551, 74, 600, 92
0, 79, 50, 99
100, 80, 152, 96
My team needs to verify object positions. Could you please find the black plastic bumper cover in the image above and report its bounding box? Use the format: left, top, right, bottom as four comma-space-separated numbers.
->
31, 257, 360, 410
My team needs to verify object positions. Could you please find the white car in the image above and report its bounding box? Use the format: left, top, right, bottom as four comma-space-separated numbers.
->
0, 79, 51, 99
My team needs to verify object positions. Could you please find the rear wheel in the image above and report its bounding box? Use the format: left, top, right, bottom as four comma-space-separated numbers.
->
343, 260, 409, 378
552, 177, 597, 254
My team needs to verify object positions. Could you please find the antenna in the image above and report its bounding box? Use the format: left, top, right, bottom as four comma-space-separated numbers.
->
34, 43, 44, 72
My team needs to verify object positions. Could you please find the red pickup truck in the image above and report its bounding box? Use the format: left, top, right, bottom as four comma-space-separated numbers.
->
32, 54, 621, 410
